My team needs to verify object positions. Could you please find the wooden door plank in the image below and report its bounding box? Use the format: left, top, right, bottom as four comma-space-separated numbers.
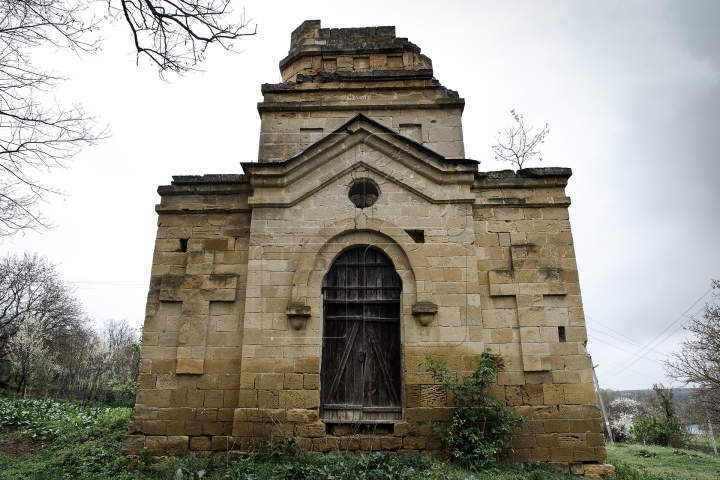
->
325, 320, 360, 403
365, 324, 401, 406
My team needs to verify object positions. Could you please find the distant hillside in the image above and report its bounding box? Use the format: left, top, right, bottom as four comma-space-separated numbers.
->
614, 387, 695, 403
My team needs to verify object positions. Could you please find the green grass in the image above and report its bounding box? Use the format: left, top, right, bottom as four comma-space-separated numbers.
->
2, 395, 718, 479
607, 443, 720, 480
0, 396, 572, 479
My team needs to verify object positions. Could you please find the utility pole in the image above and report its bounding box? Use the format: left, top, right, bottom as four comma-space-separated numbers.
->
590, 356, 613, 444
708, 414, 718, 456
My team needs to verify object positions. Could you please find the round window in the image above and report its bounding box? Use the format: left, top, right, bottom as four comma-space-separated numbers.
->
348, 179, 379, 208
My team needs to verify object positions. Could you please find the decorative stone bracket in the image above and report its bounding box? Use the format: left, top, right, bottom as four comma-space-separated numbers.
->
286, 303, 311, 330
412, 302, 438, 326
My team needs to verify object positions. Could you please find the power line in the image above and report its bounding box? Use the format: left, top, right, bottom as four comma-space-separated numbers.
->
587, 326, 646, 348
600, 308, 705, 381
588, 335, 663, 364
599, 288, 713, 379
586, 315, 647, 347
590, 352, 659, 386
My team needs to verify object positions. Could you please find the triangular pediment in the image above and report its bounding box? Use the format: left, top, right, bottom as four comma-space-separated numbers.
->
242, 114, 478, 207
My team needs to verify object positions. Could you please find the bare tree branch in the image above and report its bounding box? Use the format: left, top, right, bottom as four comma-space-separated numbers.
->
665, 280, 720, 423
111, 0, 256, 77
491, 109, 549, 169
0, 0, 107, 237
0, 0, 254, 237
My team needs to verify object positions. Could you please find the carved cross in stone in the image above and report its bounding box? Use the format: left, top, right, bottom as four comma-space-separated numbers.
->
159, 274, 237, 374
488, 244, 569, 372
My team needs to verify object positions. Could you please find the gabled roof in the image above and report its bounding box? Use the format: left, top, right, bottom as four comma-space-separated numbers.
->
241, 114, 478, 207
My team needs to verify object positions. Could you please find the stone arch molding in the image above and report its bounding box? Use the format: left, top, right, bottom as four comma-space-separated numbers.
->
286, 217, 438, 328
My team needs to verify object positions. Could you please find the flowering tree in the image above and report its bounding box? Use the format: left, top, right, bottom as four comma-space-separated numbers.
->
6, 315, 55, 396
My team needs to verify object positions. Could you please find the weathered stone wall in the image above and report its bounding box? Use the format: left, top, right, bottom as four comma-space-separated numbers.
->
124, 20, 607, 473
257, 20, 465, 162
125, 175, 252, 455
280, 20, 432, 83
258, 103, 465, 162
232, 115, 481, 453
473, 169, 604, 463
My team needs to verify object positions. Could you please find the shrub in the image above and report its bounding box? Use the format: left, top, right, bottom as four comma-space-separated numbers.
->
422, 349, 527, 470
629, 385, 683, 446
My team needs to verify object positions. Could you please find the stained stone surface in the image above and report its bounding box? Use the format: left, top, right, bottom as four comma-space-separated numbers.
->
124, 20, 607, 471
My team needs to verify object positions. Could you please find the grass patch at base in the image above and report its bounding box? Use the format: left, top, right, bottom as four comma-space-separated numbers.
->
0, 397, 575, 479
7, 396, 719, 479
607, 443, 720, 480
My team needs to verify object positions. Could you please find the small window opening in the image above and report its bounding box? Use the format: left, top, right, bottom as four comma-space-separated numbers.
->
348, 179, 379, 208
179, 239, 188, 252
558, 326, 566, 343
405, 229, 425, 243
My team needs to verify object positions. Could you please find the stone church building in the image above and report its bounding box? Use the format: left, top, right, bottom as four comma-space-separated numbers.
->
124, 20, 608, 472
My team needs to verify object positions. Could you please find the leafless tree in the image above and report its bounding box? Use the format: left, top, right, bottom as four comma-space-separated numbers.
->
665, 280, 720, 423
0, 253, 84, 358
491, 109, 549, 169
0, 0, 255, 237
113, 0, 256, 76
1, 0, 107, 236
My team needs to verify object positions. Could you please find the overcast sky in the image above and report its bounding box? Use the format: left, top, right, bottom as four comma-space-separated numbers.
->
4, 0, 719, 391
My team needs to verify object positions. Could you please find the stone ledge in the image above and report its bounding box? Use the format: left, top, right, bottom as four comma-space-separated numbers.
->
474, 168, 572, 189
155, 204, 251, 214
257, 99, 466, 113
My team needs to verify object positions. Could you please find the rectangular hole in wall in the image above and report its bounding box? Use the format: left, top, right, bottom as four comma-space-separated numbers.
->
179, 239, 188, 252
405, 230, 425, 243
558, 326, 566, 343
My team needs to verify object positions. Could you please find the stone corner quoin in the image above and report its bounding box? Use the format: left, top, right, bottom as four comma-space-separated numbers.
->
124, 19, 608, 471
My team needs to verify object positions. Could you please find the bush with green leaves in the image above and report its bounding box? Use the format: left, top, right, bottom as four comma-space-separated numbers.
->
629, 385, 683, 447
422, 349, 527, 470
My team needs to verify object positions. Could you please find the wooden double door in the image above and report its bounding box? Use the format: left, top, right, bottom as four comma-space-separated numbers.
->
321, 247, 403, 423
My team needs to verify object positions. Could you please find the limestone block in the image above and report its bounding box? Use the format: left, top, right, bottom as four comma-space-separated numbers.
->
145, 436, 167, 455
177, 358, 204, 374
142, 420, 167, 435
286, 409, 319, 423
303, 374, 319, 390
498, 372, 526, 386
544, 384, 565, 404
294, 421, 326, 438
564, 384, 596, 405
203, 421, 223, 436
190, 436, 212, 451
166, 436, 189, 455
523, 355, 552, 372
312, 436, 339, 452
337, 55, 353, 70
122, 435, 145, 455
294, 357, 319, 373
279, 390, 319, 409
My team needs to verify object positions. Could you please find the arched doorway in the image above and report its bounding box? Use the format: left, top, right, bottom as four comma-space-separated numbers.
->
321, 246, 403, 424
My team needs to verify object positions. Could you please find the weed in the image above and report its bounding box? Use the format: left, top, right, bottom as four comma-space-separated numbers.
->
422, 350, 527, 470
634, 449, 658, 458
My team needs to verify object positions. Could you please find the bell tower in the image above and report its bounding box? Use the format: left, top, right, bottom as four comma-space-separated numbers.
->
257, 20, 466, 162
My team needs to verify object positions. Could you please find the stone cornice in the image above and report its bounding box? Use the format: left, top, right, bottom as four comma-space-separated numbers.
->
257, 98, 465, 114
